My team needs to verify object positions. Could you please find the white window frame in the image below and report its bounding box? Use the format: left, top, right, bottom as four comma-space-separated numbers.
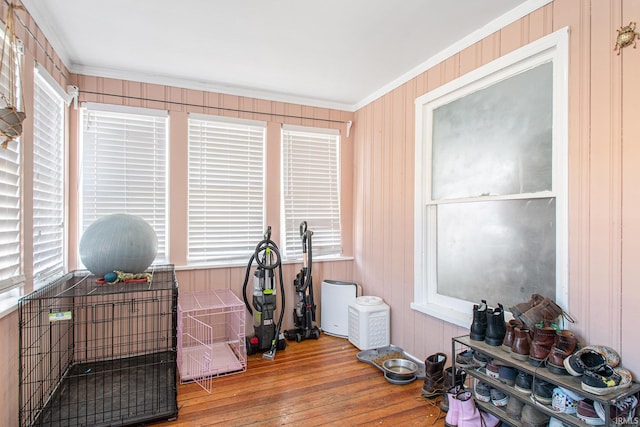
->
281, 124, 341, 260
79, 103, 169, 265
412, 29, 569, 327
33, 63, 69, 288
186, 113, 266, 265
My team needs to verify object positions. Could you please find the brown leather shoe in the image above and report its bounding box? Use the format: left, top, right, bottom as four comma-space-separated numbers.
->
509, 294, 545, 319
519, 296, 564, 330
547, 330, 578, 375
510, 326, 532, 361
529, 326, 558, 366
501, 319, 522, 353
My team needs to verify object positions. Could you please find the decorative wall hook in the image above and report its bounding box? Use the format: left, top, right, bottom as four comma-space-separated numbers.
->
614, 22, 640, 55
67, 85, 79, 109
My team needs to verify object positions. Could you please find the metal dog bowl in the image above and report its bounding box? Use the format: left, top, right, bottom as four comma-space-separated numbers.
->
382, 358, 418, 381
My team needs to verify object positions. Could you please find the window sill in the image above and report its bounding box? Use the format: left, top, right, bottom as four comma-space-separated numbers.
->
411, 301, 471, 329
411, 300, 517, 329
0, 301, 18, 320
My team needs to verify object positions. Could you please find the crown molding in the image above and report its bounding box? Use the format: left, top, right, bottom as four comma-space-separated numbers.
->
352, 0, 553, 111
71, 64, 356, 112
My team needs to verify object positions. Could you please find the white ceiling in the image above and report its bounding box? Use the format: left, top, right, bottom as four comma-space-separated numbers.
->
21, 0, 545, 111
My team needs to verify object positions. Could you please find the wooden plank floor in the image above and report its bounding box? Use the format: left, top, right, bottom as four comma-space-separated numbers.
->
153, 334, 445, 426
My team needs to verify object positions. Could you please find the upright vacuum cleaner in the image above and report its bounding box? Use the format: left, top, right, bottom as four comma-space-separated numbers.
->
284, 221, 321, 342
242, 226, 286, 360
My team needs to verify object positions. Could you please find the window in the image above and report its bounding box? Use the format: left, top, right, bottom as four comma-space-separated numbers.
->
0, 30, 23, 313
80, 104, 168, 262
281, 124, 341, 259
413, 30, 569, 327
0, 140, 22, 313
33, 64, 67, 287
0, 136, 21, 281
187, 114, 265, 264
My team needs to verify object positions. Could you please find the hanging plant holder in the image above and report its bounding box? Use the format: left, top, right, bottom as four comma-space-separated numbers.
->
0, 106, 25, 143
0, 4, 25, 149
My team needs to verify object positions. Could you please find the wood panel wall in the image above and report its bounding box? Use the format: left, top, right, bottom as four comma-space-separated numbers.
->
68, 77, 355, 270
620, 0, 640, 372
4, 2, 640, 426
352, 0, 640, 377
67, 75, 357, 337
0, 2, 72, 426
174, 260, 354, 336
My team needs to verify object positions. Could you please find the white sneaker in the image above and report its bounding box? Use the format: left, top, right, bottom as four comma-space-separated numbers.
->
551, 386, 584, 414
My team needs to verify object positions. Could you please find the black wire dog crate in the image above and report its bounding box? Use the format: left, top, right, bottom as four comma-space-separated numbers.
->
18, 265, 179, 427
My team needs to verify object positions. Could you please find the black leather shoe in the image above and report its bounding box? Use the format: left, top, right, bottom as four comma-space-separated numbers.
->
485, 304, 506, 346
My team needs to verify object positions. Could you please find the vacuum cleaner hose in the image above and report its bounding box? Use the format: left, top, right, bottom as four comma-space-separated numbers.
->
241, 252, 256, 316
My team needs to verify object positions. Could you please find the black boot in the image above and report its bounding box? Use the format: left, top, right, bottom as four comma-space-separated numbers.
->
485, 303, 507, 346
469, 300, 487, 341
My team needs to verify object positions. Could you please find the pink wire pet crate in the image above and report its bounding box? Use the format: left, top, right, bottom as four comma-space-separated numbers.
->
177, 289, 247, 393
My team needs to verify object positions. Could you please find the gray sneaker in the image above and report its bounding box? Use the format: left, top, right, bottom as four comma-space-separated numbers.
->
491, 388, 510, 407
474, 380, 492, 403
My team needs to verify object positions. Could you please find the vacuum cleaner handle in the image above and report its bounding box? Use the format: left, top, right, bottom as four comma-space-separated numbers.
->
298, 221, 313, 292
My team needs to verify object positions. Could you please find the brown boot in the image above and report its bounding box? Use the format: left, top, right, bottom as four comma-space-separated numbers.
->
529, 325, 558, 366
510, 326, 532, 361
519, 296, 564, 330
509, 294, 545, 319
421, 352, 447, 398
547, 330, 578, 375
439, 367, 467, 412
501, 319, 522, 353
442, 366, 466, 390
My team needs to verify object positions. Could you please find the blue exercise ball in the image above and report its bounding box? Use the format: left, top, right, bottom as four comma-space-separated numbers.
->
79, 214, 158, 277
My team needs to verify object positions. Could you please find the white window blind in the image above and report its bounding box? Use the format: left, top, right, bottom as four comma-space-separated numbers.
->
80, 104, 168, 262
0, 140, 20, 281
187, 114, 265, 264
281, 125, 341, 259
33, 68, 66, 286
0, 28, 22, 288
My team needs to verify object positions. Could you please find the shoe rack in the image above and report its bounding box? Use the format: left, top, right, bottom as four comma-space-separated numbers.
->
452, 335, 640, 426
